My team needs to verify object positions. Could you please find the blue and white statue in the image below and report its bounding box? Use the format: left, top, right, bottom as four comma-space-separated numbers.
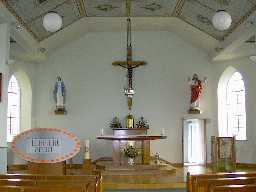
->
53, 76, 66, 112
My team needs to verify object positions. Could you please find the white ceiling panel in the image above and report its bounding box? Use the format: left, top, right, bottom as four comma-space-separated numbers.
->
131, 0, 178, 17
30, 0, 81, 40
181, 0, 223, 40
85, 0, 125, 17
7, 0, 67, 23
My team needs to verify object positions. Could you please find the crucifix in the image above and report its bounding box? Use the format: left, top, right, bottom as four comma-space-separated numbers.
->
112, 18, 146, 110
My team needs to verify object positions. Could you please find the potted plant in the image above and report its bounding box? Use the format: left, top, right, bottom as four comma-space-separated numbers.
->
124, 145, 138, 165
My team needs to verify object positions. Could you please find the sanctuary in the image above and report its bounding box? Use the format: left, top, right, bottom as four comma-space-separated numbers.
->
0, 0, 256, 192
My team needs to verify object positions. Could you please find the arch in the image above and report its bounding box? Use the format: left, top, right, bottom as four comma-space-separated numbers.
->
218, 66, 246, 140
11, 70, 32, 132
7, 75, 20, 142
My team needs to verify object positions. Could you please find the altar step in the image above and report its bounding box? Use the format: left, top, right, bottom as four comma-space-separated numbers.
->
103, 169, 176, 175
96, 160, 176, 175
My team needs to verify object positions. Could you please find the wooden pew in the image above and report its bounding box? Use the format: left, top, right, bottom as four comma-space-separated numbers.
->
0, 186, 21, 192
197, 177, 256, 192
187, 172, 256, 192
210, 184, 256, 192
0, 185, 89, 192
0, 173, 100, 180
0, 173, 102, 192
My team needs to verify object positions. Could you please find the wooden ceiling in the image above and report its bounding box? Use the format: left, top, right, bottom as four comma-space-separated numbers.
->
3, 0, 256, 42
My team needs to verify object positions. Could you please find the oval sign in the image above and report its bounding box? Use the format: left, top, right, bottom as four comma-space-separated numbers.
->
11, 128, 80, 163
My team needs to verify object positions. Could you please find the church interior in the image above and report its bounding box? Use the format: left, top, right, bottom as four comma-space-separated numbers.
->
1, 0, 256, 192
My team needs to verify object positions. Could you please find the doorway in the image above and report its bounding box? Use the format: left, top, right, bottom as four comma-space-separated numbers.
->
183, 119, 206, 165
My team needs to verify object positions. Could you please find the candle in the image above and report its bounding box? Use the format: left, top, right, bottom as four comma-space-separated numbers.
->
161, 129, 165, 136
85, 140, 90, 148
84, 139, 90, 160
101, 128, 104, 135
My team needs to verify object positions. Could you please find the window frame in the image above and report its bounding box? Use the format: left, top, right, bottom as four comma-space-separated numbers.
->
7, 75, 21, 142
218, 69, 247, 141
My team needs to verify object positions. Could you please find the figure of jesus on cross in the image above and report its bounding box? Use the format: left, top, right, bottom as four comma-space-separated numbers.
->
112, 18, 146, 110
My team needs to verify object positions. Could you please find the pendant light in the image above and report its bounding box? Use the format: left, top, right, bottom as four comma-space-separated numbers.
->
43, 12, 62, 33
212, 0, 232, 31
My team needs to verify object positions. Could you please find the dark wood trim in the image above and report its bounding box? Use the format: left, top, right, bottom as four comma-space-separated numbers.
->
97, 135, 167, 141
236, 163, 256, 169
66, 163, 83, 169
7, 164, 27, 171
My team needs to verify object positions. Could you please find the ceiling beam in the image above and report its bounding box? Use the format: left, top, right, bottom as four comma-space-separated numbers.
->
172, 0, 185, 17
1, 0, 39, 41
211, 43, 256, 61
0, 1, 46, 63
224, 4, 256, 40
75, 0, 87, 17
0, 2, 39, 50
212, 20, 256, 61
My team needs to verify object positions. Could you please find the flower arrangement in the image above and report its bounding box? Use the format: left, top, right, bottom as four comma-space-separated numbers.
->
124, 145, 138, 158
110, 116, 122, 128
136, 116, 149, 128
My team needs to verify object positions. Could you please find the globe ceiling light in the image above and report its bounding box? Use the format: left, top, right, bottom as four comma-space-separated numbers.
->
212, 10, 232, 31
43, 12, 62, 33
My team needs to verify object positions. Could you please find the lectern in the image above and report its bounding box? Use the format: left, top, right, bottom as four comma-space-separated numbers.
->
211, 136, 236, 172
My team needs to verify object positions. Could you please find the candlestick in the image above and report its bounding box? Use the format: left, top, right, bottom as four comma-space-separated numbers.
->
84, 139, 90, 160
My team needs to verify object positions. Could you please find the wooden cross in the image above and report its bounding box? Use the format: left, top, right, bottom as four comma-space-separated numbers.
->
112, 18, 146, 110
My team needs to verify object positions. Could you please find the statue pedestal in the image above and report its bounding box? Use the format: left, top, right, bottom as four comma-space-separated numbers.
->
188, 108, 201, 114
54, 108, 67, 115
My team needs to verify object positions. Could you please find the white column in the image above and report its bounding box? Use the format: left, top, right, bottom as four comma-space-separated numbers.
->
0, 23, 10, 173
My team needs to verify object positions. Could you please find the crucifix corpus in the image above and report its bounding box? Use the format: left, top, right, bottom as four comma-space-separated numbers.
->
112, 18, 146, 110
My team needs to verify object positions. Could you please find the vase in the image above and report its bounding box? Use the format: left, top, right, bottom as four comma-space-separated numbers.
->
128, 157, 134, 165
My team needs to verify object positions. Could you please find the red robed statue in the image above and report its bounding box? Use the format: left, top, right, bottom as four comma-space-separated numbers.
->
188, 73, 206, 114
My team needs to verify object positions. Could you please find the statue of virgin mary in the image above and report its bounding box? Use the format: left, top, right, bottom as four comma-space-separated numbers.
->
53, 76, 66, 112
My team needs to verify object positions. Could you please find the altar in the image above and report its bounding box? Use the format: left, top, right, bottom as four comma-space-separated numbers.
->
97, 127, 166, 165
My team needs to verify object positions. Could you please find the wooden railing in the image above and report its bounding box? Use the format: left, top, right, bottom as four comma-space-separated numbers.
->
187, 172, 256, 192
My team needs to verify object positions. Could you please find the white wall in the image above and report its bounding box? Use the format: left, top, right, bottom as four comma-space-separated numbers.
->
0, 23, 10, 172
212, 58, 256, 163
32, 31, 214, 163
8, 60, 37, 165
8, 30, 256, 165
10, 29, 256, 165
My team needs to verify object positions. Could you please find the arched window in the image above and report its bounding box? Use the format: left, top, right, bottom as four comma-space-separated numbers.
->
7, 75, 20, 142
218, 68, 246, 141
226, 72, 246, 140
